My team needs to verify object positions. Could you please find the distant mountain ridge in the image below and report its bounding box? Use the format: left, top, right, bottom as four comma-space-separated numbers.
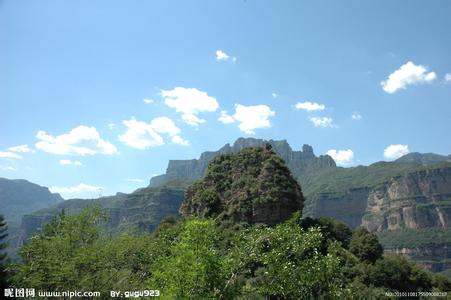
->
0, 178, 62, 230
149, 137, 336, 187
395, 152, 451, 165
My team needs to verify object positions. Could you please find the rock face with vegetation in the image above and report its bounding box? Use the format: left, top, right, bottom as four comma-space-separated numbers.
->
16, 186, 184, 249
362, 167, 451, 231
180, 145, 304, 225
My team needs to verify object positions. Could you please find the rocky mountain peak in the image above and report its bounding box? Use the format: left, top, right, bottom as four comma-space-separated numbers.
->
149, 138, 336, 187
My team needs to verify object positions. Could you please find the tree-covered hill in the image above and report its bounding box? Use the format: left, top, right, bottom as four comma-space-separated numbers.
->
180, 144, 303, 225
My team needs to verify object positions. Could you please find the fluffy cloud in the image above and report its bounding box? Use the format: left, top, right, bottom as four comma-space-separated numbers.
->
35, 126, 118, 156
351, 112, 362, 120
384, 144, 410, 160
60, 159, 82, 166
143, 98, 154, 104
161, 87, 219, 126
381, 61, 436, 93
0, 144, 33, 159
218, 110, 235, 124
295, 101, 325, 111
119, 117, 188, 149
0, 151, 22, 159
49, 183, 103, 199
8, 145, 33, 153
231, 104, 275, 134
215, 50, 229, 61
445, 73, 451, 82
326, 149, 354, 166
309, 117, 335, 128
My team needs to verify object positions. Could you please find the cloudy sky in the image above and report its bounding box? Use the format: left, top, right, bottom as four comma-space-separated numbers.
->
1, 0, 450, 198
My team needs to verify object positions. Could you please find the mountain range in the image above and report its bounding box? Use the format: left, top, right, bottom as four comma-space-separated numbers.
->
2, 137, 451, 275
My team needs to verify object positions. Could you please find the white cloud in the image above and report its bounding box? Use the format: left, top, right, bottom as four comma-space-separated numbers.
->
119, 117, 188, 149
445, 73, 451, 82
351, 112, 362, 120
59, 159, 82, 166
384, 144, 410, 160
381, 61, 437, 93
161, 87, 219, 126
126, 178, 144, 183
295, 101, 325, 111
143, 98, 154, 104
0, 151, 22, 159
215, 50, 229, 61
218, 110, 235, 124
309, 117, 335, 128
171, 135, 190, 146
108, 123, 116, 130
272, 93, 278, 99
326, 149, 354, 166
49, 183, 103, 198
232, 104, 275, 135
8, 144, 33, 153
35, 126, 118, 156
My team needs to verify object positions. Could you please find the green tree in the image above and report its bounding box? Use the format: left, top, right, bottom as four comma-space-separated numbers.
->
230, 217, 345, 298
0, 215, 8, 290
148, 218, 232, 299
349, 227, 383, 263
368, 254, 433, 292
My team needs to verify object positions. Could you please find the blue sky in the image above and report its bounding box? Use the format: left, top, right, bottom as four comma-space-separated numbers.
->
1, 0, 450, 199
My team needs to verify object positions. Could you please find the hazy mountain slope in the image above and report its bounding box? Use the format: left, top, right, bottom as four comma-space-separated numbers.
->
395, 152, 451, 165
0, 177, 63, 246
17, 185, 184, 249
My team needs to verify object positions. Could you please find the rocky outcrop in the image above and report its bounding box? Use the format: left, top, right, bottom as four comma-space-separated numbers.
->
180, 145, 304, 225
311, 188, 370, 228
386, 246, 451, 273
362, 167, 451, 231
149, 138, 335, 187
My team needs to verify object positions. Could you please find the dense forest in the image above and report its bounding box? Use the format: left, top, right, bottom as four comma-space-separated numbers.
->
1, 146, 450, 298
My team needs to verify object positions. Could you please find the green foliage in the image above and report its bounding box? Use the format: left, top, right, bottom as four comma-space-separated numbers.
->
148, 219, 233, 299
367, 254, 433, 292
300, 216, 353, 248
181, 145, 304, 224
349, 227, 383, 263
0, 215, 9, 290
12, 205, 172, 296
229, 219, 345, 298
377, 227, 451, 249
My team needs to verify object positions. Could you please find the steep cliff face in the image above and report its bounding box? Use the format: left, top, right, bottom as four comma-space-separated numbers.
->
311, 188, 370, 228
180, 145, 304, 225
149, 138, 335, 187
308, 165, 451, 275
17, 186, 184, 249
362, 167, 451, 231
